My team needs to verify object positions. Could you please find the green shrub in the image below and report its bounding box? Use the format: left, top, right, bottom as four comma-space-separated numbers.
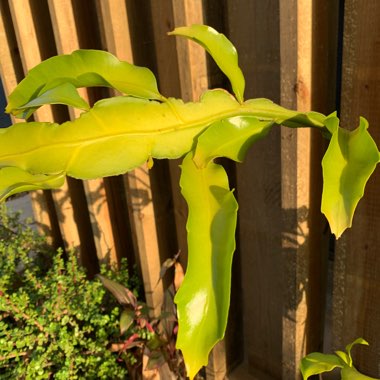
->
0, 204, 139, 379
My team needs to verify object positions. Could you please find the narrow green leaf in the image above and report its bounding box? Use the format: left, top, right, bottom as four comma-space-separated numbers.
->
341, 339, 379, 379
0, 167, 65, 202
345, 338, 369, 367
120, 309, 135, 335
169, 24, 245, 103
175, 152, 238, 379
335, 350, 350, 365
243, 98, 326, 128
321, 116, 380, 238
6, 49, 163, 118
17, 83, 90, 119
300, 353, 344, 380
194, 116, 273, 167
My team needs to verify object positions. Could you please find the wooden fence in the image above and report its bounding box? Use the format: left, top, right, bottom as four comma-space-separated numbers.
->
0, 1, 379, 379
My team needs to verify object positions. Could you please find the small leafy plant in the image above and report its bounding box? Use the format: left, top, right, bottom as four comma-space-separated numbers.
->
0, 205, 139, 379
1, 24, 379, 377
98, 253, 197, 379
301, 338, 380, 379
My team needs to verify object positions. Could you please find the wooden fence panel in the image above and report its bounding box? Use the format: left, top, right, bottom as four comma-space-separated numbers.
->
333, 0, 380, 377
228, 1, 336, 379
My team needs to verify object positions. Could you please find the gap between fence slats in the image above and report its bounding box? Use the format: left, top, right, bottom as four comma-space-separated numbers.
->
229, 1, 282, 377
333, 1, 380, 376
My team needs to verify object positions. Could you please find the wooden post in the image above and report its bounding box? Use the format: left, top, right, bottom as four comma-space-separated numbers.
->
279, 1, 333, 377
333, 1, 380, 376
280, 2, 315, 378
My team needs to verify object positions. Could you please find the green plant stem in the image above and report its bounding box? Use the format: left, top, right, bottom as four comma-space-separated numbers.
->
1, 290, 47, 335
0, 351, 27, 361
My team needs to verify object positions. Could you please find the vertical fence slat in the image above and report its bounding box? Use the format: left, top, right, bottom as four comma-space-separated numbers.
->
123, 167, 164, 316
0, 2, 62, 246
94, 0, 137, 271
308, 0, 340, 358
0, 2, 23, 120
172, 0, 208, 101
47, 0, 118, 266
333, 0, 380, 376
6, 0, 82, 252
170, 0, 209, 267
280, 1, 332, 378
96, 0, 165, 315
149, 1, 191, 268
8, 0, 76, 248
280, 2, 314, 379
228, 1, 282, 378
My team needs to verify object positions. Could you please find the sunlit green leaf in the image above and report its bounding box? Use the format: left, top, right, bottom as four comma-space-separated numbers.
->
194, 116, 273, 167
345, 338, 369, 367
175, 152, 238, 379
243, 98, 326, 128
340, 339, 379, 379
0, 90, 239, 187
169, 24, 245, 103
6, 49, 163, 118
0, 167, 65, 202
1, 89, 327, 202
321, 116, 380, 238
341, 366, 380, 380
300, 339, 380, 380
16, 83, 90, 119
335, 350, 350, 365
300, 353, 344, 380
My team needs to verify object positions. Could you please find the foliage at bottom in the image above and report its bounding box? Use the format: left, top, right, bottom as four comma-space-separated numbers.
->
0, 204, 139, 379
301, 338, 380, 380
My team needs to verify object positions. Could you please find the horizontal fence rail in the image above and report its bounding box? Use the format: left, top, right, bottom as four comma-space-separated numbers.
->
0, 0, 379, 379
